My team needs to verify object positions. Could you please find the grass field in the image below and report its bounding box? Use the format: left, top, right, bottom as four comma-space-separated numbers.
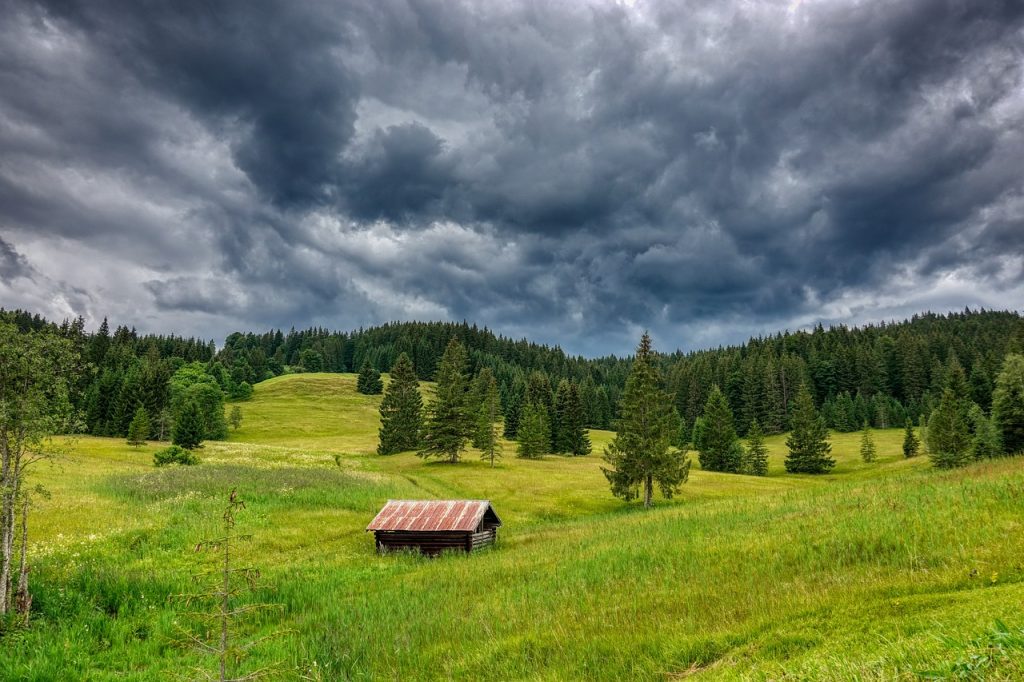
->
5, 373, 1024, 680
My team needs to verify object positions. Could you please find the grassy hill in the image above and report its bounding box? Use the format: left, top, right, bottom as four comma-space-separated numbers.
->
8, 374, 1024, 680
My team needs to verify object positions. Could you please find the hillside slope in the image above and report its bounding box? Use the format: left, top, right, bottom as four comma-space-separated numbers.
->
6, 374, 1024, 680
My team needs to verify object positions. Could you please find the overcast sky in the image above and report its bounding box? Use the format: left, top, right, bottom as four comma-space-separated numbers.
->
1, 0, 1022, 356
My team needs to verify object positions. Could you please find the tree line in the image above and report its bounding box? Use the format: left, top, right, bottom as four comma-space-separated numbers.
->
4, 308, 1022, 456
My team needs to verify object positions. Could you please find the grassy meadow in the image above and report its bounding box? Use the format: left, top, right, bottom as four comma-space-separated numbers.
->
6, 373, 1024, 680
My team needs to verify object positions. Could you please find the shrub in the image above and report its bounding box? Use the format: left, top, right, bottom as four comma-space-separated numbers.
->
153, 445, 199, 467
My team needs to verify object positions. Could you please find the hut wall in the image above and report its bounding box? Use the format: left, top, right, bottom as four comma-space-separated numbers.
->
375, 528, 497, 555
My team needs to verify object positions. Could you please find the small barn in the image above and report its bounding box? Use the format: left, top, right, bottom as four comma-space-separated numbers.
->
366, 499, 502, 555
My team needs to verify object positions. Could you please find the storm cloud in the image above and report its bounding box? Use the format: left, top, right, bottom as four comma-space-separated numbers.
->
1, 0, 1022, 355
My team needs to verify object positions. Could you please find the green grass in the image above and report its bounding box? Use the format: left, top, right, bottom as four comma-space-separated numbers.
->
5, 373, 1024, 680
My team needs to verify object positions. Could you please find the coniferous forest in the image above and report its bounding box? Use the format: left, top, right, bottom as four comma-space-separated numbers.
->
2, 307, 1022, 449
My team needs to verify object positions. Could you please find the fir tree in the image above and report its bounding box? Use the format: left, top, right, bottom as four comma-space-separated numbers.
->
377, 353, 423, 455
516, 401, 549, 459
992, 353, 1024, 454
695, 385, 742, 472
927, 388, 971, 468
127, 406, 150, 447
785, 385, 834, 473
173, 399, 205, 450
477, 375, 503, 466
859, 423, 876, 463
418, 338, 471, 463
601, 333, 691, 508
743, 419, 769, 476
967, 403, 1002, 460
356, 359, 383, 395
902, 418, 920, 458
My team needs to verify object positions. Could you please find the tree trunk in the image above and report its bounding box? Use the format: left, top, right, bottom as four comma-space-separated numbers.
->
0, 444, 20, 615
15, 497, 30, 623
644, 474, 653, 509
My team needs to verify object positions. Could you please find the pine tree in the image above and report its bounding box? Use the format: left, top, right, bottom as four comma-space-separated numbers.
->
992, 354, 1024, 455
356, 359, 383, 395
377, 353, 423, 455
516, 401, 549, 459
927, 388, 971, 468
477, 375, 503, 466
785, 385, 834, 473
967, 403, 1002, 460
743, 419, 769, 476
902, 418, 920, 458
601, 333, 691, 508
695, 385, 742, 472
859, 423, 876, 463
173, 399, 205, 450
418, 339, 471, 463
127, 406, 150, 447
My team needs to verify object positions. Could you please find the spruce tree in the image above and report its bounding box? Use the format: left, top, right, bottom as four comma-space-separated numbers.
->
470, 368, 496, 449
127, 406, 150, 447
927, 388, 971, 468
172, 399, 205, 450
377, 353, 423, 455
601, 333, 691, 508
967, 403, 1002, 460
357, 360, 383, 395
992, 353, 1024, 455
516, 400, 549, 459
561, 382, 591, 456
553, 379, 572, 454
526, 371, 556, 450
477, 375, 503, 466
418, 338, 471, 463
502, 380, 524, 439
784, 385, 834, 473
743, 419, 769, 476
902, 418, 920, 458
695, 385, 742, 472
859, 423, 876, 463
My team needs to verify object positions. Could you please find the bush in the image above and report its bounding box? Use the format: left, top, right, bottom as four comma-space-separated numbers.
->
153, 445, 199, 467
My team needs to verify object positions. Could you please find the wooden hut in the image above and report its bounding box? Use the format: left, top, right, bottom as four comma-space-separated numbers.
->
366, 499, 502, 555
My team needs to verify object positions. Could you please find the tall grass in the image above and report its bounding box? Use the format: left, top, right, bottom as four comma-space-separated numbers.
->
3, 374, 1022, 680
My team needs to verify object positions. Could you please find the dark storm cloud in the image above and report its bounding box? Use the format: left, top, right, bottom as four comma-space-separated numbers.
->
1, 0, 1023, 355
0, 237, 32, 283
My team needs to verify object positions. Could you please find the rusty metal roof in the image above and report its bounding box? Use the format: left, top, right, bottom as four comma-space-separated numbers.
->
366, 500, 501, 532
